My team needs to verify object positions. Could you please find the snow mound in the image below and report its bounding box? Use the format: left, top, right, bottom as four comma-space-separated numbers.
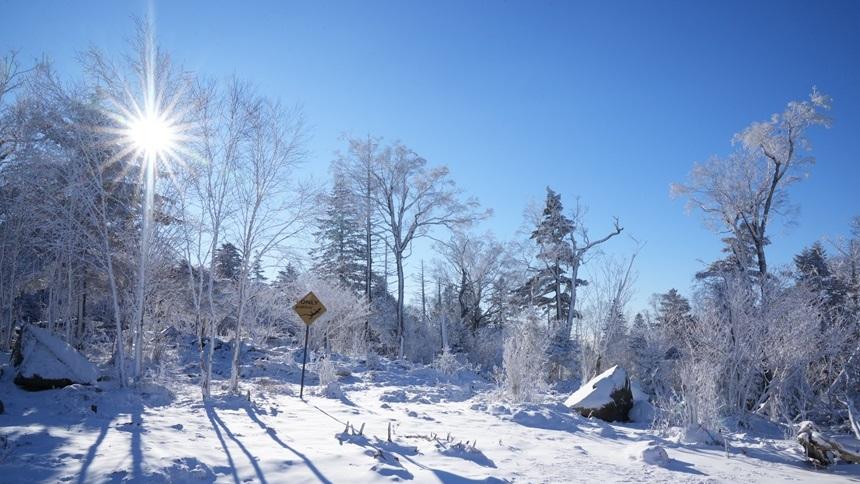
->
671, 424, 724, 446
628, 382, 655, 424
13, 325, 98, 390
628, 442, 669, 466
436, 440, 496, 468
564, 365, 633, 422
510, 403, 581, 432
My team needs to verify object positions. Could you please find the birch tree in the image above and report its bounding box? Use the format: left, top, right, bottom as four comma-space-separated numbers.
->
192, 79, 251, 398
228, 97, 308, 393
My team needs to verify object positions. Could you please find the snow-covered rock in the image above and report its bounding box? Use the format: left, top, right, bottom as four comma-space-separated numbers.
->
628, 442, 669, 466
12, 325, 98, 391
564, 365, 633, 422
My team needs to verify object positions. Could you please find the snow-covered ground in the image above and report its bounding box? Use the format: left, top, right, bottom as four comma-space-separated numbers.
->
1, 340, 859, 483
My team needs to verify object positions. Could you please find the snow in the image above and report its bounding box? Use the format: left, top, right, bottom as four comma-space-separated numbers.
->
564, 365, 628, 410
14, 325, 99, 386
628, 442, 669, 466
629, 381, 656, 424
2, 344, 860, 483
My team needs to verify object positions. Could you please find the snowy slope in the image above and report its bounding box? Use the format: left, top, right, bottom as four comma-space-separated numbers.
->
1, 345, 859, 483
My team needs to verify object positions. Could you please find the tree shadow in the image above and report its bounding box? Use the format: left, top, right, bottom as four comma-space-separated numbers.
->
202, 403, 241, 484
664, 458, 708, 476
238, 402, 332, 483
430, 469, 508, 483
205, 402, 268, 484
77, 420, 110, 484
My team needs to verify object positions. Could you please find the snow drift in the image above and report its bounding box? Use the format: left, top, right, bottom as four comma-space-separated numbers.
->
564, 365, 633, 422
12, 324, 99, 391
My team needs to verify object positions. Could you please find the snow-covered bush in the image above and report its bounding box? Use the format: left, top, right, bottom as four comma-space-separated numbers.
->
315, 356, 342, 398
281, 273, 371, 356
434, 346, 459, 377
501, 311, 548, 403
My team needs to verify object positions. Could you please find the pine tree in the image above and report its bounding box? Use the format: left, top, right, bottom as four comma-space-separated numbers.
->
629, 312, 661, 394
251, 252, 266, 282
275, 262, 299, 287
518, 187, 575, 322
655, 289, 693, 334
214, 243, 242, 281
795, 242, 847, 326
311, 176, 367, 292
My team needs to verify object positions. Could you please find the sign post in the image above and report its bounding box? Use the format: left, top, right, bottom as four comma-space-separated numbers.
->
293, 291, 326, 399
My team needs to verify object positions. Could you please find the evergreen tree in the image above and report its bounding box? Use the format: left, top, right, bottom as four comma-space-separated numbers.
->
311, 175, 367, 292
251, 252, 266, 282
275, 262, 299, 287
518, 187, 575, 321
654, 289, 694, 358
214, 243, 242, 281
629, 312, 661, 394
795, 242, 847, 326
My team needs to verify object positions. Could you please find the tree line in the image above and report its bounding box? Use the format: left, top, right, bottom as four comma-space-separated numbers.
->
1, 26, 858, 430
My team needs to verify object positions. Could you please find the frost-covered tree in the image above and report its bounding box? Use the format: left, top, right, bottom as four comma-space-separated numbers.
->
215, 243, 242, 281
519, 187, 575, 321
368, 141, 485, 358
795, 242, 847, 326
628, 312, 662, 394
653, 288, 694, 355
311, 174, 367, 292
673, 89, 832, 291
227, 96, 309, 393
437, 232, 505, 335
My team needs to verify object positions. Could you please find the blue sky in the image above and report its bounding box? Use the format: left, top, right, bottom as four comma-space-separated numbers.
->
3, 0, 859, 311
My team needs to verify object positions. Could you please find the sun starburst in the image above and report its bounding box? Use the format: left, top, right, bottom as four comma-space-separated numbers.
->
97, 23, 196, 181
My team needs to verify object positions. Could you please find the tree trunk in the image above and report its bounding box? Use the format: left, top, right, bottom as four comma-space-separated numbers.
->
230, 271, 249, 393
396, 249, 406, 359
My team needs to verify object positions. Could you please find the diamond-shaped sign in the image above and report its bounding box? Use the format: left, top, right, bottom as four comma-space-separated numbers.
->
293, 291, 326, 326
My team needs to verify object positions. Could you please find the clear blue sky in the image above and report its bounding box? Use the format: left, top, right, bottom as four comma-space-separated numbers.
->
3, 0, 859, 311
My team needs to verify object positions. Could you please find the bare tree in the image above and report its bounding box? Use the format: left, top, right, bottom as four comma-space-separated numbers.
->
438, 232, 505, 335
562, 201, 623, 343
672, 89, 832, 288
228, 97, 308, 393
192, 78, 251, 398
369, 141, 487, 358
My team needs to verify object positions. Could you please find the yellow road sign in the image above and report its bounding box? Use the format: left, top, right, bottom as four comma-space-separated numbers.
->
293, 291, 326, 326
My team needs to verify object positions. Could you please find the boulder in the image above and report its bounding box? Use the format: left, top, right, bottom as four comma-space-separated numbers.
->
12, 324, 99, 391
564, 365, 633, 422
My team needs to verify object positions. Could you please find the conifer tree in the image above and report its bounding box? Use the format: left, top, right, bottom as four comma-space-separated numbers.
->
311, 175, 367, 292
214, 243, 242, 281
518, 187, 575, 321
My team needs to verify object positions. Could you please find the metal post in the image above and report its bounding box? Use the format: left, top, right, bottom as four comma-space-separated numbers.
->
300, 324, 310, 399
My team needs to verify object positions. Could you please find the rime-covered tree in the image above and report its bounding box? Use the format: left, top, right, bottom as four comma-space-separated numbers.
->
311, 174, 367, 292
673, 89, 832, 292
368, 141, 485, 358
795, 242, 846, 326
275, 262, 299, 287
215, 243, 242, 281
519, 187, 574, 321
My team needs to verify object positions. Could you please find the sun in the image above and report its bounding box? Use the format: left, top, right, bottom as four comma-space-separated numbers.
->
128, 111, 177, 159
97, 23, 195, 175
